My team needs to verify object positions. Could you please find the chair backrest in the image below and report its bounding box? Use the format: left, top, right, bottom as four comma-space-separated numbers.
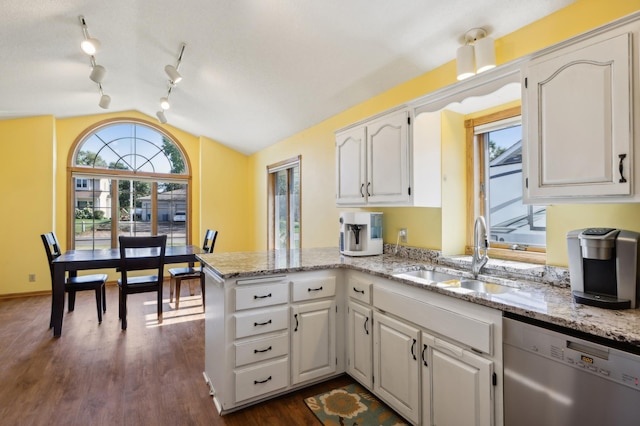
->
202, 229, 218, 253
118, 235, 167, 286
41, 232, 62, 281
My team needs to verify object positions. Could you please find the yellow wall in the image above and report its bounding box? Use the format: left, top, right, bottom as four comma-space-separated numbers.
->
0, 116, 56, 295
248, 0, 640, 265
0, 111, 251, 295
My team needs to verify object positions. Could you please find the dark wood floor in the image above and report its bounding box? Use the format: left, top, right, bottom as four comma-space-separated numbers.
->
0, 284, 353, 426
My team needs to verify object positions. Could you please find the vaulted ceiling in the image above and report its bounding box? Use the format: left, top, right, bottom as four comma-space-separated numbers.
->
1, 0, 574, 154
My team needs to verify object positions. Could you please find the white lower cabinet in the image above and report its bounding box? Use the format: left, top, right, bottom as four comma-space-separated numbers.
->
347, 300, 373, 388
291, 299, 337, 384
373, 311, 421, 425
422, 332, 493, 426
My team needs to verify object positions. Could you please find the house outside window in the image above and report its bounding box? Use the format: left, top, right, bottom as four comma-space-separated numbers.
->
69, 119, 191, 249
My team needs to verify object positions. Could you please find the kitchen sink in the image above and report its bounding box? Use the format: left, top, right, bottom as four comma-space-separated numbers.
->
393, 269, 460, 284
444, 279, 515, 294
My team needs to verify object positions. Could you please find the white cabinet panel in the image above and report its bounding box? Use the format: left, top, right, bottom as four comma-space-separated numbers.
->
336, 126, 367, 205
235, 333, 289, 367
523, 32, 633, 202
291, 299, 337, 384
347, 301, 373, 388
235, 306, 289, 339
373, 311, 420, 425
235, 357, 289, 403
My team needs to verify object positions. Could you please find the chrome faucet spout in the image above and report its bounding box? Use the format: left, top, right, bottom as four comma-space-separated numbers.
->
472, 216, 489, 278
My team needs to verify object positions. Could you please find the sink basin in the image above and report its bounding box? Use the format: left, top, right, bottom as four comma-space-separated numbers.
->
393, 269, 460, 284
447, 279, 513, 294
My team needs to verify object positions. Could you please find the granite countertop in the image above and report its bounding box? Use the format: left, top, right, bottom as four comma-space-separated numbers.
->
197, 247, 640, 350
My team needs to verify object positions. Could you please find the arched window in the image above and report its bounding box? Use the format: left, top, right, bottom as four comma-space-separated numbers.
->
69, 119, 191, 249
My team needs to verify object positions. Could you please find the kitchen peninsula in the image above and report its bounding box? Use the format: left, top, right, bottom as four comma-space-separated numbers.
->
198, 247, 640, 424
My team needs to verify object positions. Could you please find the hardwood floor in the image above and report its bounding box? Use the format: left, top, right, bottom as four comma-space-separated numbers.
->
0, 284, 353, 426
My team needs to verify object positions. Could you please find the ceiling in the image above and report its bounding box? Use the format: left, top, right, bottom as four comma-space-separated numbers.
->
1, 0, 574, 154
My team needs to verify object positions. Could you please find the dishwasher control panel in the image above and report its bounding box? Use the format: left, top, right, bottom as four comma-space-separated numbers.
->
503, 317, 640, 391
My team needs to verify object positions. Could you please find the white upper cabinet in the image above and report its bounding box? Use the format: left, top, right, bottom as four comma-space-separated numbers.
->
522, 29, 635, 203
336, 126, 367, 205
336, 108, 412, 206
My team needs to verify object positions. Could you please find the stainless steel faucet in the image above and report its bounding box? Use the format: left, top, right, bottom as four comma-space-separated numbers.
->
472, 216, 489, 277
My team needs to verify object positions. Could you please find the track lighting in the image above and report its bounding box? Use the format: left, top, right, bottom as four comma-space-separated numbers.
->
156, 43, 186, 124
156, 111, 167, 124
456, 28, 496, 81
165, 65, 182, 85
79, 16, 110, 108
160, 96, 171, 110
89, 64, 106, 83
79, 16, 101, 55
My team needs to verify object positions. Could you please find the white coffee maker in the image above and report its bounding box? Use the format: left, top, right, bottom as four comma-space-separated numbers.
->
339, 212, 383, 256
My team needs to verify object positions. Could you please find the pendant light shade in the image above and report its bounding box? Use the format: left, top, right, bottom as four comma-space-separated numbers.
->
99, 94, 111, 109
89, 64, 106, 83
456, 44, 475, 81
165, 65, 182, 84
474, 36, 496, 73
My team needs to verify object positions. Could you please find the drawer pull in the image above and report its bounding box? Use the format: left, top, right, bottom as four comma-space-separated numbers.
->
619, 153, 627, 183
308, 286, 323, 292
411, 338, 417, 360
364, 317, 369, 335
254, 293, 272, 299
294, 313, 299, 332
254, 319, 272, 327
254, 346, 273, 354
254, 376, 272, 385
353, 287, 365, 294
422, 344, 428, 367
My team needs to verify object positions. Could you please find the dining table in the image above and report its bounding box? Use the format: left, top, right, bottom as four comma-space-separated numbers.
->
50, 244, 204, 337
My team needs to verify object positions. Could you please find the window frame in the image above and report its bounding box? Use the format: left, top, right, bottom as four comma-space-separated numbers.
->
465, 106, 546, 264
267, 155, 302, 250
67, 118, 193, 249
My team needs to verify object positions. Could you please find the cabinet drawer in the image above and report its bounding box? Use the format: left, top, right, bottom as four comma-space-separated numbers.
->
235, 306, 288, 339
292, 276, 336, 302
235, 357, 289, 403
348, 277, 372, 304
235, 333, 289, 367
235, 282, 289, 310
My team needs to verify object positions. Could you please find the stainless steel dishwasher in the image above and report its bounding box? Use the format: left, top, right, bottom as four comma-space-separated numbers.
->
503, 315, 640, 426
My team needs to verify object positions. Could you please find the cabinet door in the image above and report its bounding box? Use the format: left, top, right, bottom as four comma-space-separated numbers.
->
347, 301, 372, 388
524, 32, 632, 201
291, 299, 336, 384
367, 110, 411, 204
336, 126, 367, 205
373, 311, 420, 425
427, 334, 493, 426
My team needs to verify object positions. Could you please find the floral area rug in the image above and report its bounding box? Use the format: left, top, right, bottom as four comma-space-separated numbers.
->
304, 383, 409, 426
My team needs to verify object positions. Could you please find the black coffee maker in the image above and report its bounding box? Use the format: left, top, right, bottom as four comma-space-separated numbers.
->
567, 228, 640, 309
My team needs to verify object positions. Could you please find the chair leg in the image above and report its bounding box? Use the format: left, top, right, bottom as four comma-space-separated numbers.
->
175, 278, 182, 310
68, 290, 76, 312
169, 277, 175, 303
200, 274, 206, 312
188, 281, 196, 296
102, 285, 107, 313
95, 288, 103, 324
119, 287, 127, 330
157, 285, 163, 324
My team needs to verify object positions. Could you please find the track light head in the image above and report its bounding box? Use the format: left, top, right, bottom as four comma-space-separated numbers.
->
156, 110, 167, 124
165, 65, 182, 84
81, 37, 101, 55
99, 94, 111, 109
160, 97, 171, 110
89, 64, 106, 83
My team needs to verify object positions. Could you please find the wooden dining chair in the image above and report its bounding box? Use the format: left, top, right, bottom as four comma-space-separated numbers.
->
41, 232, 108, 325
168, 229, 218, 309
118, 235, 167, 330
